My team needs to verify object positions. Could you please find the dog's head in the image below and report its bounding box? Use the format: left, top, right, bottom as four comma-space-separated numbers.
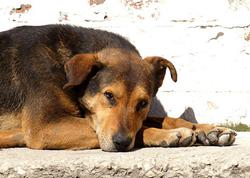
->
63, 48, 177, 151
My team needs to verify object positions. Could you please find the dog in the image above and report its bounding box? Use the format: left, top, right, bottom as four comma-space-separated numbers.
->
0, 25, 236, 151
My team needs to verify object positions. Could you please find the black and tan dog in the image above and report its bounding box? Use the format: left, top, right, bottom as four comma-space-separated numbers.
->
0, 25, 236, 151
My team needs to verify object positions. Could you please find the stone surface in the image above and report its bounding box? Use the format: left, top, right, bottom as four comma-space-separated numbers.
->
0, 132, 249, 178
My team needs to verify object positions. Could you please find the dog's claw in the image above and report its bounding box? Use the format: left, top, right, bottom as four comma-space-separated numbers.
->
179, 136, 193, 147
168, 138, 180, 147
207, 131, 219, 145
196, 131, 210, 145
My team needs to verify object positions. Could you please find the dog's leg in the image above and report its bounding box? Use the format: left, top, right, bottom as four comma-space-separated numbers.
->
161, 117, 236, 146
23, 117, 99, 150
0, 129, 25, 148
136, 126, 196, 147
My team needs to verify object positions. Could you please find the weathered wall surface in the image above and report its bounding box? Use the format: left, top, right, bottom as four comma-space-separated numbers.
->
0, 0, 250, 124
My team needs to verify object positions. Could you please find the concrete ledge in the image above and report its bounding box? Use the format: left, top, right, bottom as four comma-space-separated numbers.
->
1, 133, 249, 178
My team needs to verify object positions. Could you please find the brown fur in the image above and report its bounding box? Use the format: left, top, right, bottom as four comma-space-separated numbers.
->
0, 25, 236, 151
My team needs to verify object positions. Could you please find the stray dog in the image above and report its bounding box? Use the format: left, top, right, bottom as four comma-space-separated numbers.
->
0, 25, 236, 151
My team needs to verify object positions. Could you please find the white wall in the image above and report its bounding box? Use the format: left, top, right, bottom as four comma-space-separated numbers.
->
1, 0, 250, 124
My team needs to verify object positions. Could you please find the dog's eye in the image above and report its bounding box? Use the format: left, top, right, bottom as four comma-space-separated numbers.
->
104, 91, 116, 105
136, 100, 148, 112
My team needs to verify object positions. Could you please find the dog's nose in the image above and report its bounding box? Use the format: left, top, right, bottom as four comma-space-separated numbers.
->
112, 133, 132, 151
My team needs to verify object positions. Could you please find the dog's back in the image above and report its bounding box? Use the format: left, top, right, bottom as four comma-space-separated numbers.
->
0, 25, 139, 115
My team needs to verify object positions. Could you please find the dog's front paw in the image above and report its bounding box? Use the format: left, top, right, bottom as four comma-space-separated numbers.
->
143, 128, 181, 147
157, 131, 182, 147
173, 128, 196, 147
143, 128, 196, 148
161, 128, 196, 147
196, 127, 237, 146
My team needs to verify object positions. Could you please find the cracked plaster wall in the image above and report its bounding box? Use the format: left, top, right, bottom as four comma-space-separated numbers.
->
0, 0, 250, 124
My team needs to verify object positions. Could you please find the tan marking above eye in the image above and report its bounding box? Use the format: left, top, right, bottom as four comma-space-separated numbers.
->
101, 82, 126, 99
129, 86, 150, 111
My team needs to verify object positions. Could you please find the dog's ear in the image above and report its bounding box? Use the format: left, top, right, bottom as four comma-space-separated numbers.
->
144, 56, 177, 96
63, 53, 102, 90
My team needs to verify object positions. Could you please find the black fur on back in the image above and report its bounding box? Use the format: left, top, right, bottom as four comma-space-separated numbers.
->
0, 24, 140, 114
